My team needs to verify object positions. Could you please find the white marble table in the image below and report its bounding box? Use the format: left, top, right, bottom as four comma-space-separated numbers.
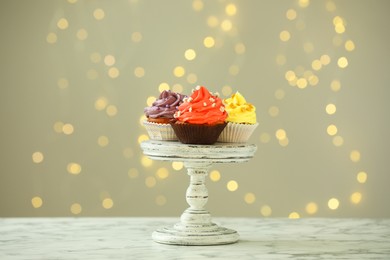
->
1, 218, 389, 259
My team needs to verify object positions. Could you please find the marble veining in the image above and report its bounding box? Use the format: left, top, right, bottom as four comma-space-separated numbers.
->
0, 218, 389, 259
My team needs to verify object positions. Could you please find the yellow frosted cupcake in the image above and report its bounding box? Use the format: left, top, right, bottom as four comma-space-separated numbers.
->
217, 91, 258, 143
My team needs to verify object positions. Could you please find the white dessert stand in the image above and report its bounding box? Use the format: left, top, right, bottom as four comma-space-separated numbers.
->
140, 140, 257, 246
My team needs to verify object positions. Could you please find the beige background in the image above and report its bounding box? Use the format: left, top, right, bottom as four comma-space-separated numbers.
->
1, 0, 389, 218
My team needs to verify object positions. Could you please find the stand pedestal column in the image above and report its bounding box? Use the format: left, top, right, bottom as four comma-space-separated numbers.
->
152, 162, 239, 246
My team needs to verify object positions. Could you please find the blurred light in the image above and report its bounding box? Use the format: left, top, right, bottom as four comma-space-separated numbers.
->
146, 96, 156, 106
276, 54, 286, 65
134, 67, 145, 78
350, 150, 361, 162
128, 168, 139, 178
203, 36, 215, 48
327, 124, 337, 136
357, 171, 367, 183
46, 32, 57, 44
275, 89, 285, 100
137, 134, 149, 144
87, 69, 99, 80
207, 16, 219, 27
260, 205, 272, 217
244, 193, 256, 204
328, 198, 339, 210
209, 170, 221, 182
229, 65, 239, 76
222, 85, 232, 96
123, 148, 134, 159
67, 0, 78, 3
326, 104, 337, 115
330, 80, 341, 92
108, 67, 119, 78
298, 0, 310, 8
332, 135, 344, 146
32, 152, 44, 163
326, 1, 336, 12
275, 129, 287, 140
70, 203, 82, 215
285, 70, 296, 81
350, 192, 362, 204
104, 55, 116, 66
192, 0, 203, 11
156, 167, 169, 179
235, 43, 246, 54
172, 161, 183, 171
139, 114, 146, 125
305, 202, 318, 214
76, 28, 88, 40
67, 162, 81, 175
97, 135, 109, 147
303, 42, 314, 53
155, 195, 167, 206
288, 212, 300, 219
345, 40, 355, 51
227, 180, 238, 191
141, 155, 153, 167
333, 16, 344, 26
296, 78, 308, 89
57, 78, 69, 89
173, 66, 185, 77
172, 84, 183, 93
131, 31, 142, 42
90, 52, 101, 63
106, 105, 118, 116
102, 198, 113, 209
286, 9, 297, 20
158, 82, 170, 92
320, 55, 331, 65
260, 133, 271, 143
95, 97, 108, 111
221, 19, 233, 31
62, 123, 74, 135
145, 176, 156, 188
93, 8, 105, 20
184, 49, 196, 61
308, 75, 319, 86
187, 73, 197, 84
335, 24, 345, 34
337, 57, 348, 68
311, 60, 322, 71
57, 18, 69, 30
225, 4, 237, 16
268, 106, 279, 117
31, 196, 43, 208
53, 121, 64, 133
279, 137, 289, 147
279, 30, 291, 42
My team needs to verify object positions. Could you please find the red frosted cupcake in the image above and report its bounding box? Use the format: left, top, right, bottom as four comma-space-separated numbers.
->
171, 86, 227, 145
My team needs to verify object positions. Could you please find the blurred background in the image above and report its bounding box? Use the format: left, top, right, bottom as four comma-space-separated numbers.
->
1, 0, 389, 218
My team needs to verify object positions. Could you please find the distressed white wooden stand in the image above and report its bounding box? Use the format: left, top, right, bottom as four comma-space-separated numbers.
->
140, 140, 257, 246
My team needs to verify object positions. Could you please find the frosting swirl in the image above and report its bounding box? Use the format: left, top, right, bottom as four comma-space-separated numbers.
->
174, 86, 227, 125
224, 92, 257, 124
144, 90, 185, 119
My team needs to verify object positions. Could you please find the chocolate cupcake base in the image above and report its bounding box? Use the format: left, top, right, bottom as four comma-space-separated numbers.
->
170, 122, 227, 145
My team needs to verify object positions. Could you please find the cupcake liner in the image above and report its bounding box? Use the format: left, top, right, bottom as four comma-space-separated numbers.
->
170, 123, 227, 145
217, 122, 259, 143
143, 120, 178, 141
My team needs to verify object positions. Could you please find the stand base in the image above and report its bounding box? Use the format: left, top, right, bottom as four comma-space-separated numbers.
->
152, 222, 239, 246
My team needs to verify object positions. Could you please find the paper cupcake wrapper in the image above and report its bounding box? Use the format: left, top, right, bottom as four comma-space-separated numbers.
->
170, 123, 227, 145
217, 122, 259, 143
143, 121, 178, 141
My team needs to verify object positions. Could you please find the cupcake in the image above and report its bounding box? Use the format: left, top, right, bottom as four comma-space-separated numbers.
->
171, 86, 227, 145
217, 91, 258, 143
143, 90, 186, 140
